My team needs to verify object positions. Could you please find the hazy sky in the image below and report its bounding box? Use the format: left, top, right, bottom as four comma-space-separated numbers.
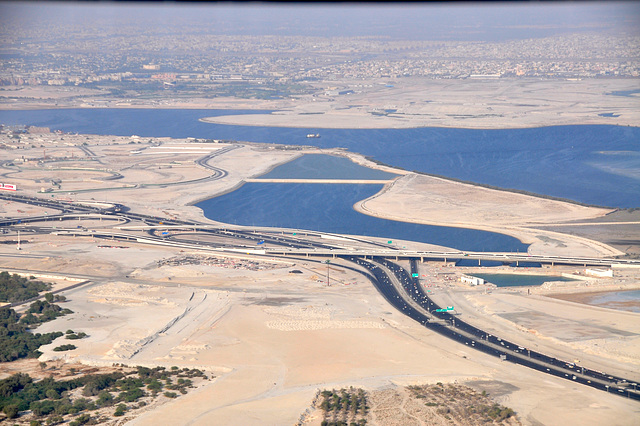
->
2, 1, 639, 40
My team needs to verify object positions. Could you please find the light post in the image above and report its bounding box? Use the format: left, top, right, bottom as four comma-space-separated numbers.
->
324, 259, 331, 286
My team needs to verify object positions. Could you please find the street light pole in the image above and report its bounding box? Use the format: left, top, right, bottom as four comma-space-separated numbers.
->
325, 259, 331, 286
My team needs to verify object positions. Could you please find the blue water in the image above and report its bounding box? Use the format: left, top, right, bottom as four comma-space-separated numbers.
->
259, 154, 398, 180
607, 89, 640, 97
472, 273, 578, 287
196, 182, 529, 252
1, 109, 638, 207
586, 290, 640, 313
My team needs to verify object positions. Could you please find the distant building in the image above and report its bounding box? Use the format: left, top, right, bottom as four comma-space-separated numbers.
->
27, 126, 50, 134
469, 74, 501, 79
585, 268, 613, 278
461, 275, 485, 286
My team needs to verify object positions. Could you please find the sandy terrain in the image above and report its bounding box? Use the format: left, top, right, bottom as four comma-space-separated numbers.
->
2, 78, 639, 130
1, 112, 640, 424
20, 249, 638, 426
198, 78, 640, 129
355, 173, 625, 258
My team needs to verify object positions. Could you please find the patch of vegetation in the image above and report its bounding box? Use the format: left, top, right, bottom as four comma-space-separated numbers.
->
65, 330, 88, 340
0, 271, 51, 304
52, 344, 76, 352
0, 304, 68, 362
407, 383, 519, 424
0, 272, 76, 362
0, 366, 210, 423
318, 387, 368, 426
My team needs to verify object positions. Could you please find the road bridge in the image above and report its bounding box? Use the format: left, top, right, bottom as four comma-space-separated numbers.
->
264, 247, 640, 268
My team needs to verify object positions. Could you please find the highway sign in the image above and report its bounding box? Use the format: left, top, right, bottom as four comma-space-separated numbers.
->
387, 240, 393, 244
447, 306, 454, 310
411, 273, 419, 277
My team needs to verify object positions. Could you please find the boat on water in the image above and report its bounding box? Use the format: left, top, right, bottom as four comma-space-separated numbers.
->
306, 133, 321, 138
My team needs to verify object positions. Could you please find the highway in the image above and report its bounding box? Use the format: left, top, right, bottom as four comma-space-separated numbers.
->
1, 192, 639, 401
347, 256, 640, 401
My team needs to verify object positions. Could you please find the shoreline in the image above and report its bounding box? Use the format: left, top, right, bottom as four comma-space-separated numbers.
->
198, 114, 640, 130
3, 76, 639, 130
548, 288, 640, 313
3, 103, 638, 131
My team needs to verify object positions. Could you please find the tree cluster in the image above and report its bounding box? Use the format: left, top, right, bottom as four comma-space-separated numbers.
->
0, 271, 50, 304
0, 306, 66, 362
318, 387, 368, 426
0, 366, 210, 423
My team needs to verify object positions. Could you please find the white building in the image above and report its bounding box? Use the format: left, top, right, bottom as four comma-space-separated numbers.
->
585, 268, 613, 278
461, 275, 485, 286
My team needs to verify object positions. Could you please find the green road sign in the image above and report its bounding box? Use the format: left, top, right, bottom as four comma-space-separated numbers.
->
387, 240, 393, 244
411, 273, 419, 278
435, 309, 446, 313
447, 306, 454, 310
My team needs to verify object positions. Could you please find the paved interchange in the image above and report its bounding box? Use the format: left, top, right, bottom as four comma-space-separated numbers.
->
1, 192, 639, 401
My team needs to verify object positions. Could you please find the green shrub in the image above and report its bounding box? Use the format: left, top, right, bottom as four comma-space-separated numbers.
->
3, 403, 19, 419
52, 344, 76, 352
113, 403, 126, 417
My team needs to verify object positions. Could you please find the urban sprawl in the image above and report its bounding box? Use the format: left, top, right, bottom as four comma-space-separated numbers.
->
1, 28, 638, 99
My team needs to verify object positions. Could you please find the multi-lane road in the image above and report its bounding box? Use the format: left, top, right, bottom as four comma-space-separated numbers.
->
351, 256, 640, 400
1, 192, 639, 401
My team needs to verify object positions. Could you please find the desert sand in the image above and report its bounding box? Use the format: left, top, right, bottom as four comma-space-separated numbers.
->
198, 78, 640, 129
1, 81, 640, 424
2, 78, 639, 130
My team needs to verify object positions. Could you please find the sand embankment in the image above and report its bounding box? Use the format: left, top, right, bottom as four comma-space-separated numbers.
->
198, 78, 640, 129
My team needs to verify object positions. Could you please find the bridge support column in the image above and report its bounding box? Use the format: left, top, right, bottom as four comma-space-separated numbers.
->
516, 260, 519, 267
478, 259, 481, 266
396, 256, 398, 261
421, 257, 423, 263
333, 254, 336, 259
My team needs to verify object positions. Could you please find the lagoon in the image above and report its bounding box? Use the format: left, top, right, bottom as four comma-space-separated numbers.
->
196, 182, 529, 253
196, 153, 529, 252
471, 273, 578, 287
